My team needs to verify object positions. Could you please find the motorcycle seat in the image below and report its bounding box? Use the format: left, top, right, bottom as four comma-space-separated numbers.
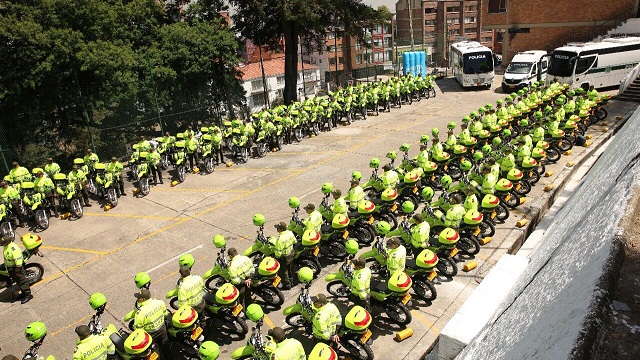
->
371, 278, 389, 293
203, 291, 217, 305
405, 258, 417, 269
109, 332, 126, 354
370, 198, 383, 205
348, 211, 359, 219
320, 224, 332, 233
0, 263, 5, 272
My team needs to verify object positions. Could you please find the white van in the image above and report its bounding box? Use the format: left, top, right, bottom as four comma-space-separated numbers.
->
502, 51, 550, 92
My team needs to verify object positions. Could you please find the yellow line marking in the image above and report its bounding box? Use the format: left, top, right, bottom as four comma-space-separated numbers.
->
263, 314, 275, 329
216, 167, 299, 172
41, 246, 107, 255
411, 310, 441, 335
475, 253, 497, 265
51, 314, 92, 336
153, 187, 249, 193
268, 151, 333, 156
83, 212, 179, 221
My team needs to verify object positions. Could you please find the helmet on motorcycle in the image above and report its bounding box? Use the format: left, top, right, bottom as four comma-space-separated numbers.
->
473, 151, 484, 162
124, 329, 152, 355
386, 151, 397, 160
460, 158, 472, 171
321, 182, 334, 194
374, 221, 391, 235
441, 175, 452, 189
462, 116, 471, 123
252, 213, 266, 226
431, 128, 439, 137
25, 322, 47, 342
297, 267, 314, 283
502, 129, 512, 138
401, 201, 415, 214
73, 158, 84, 165
309, 343, 338, 360
134, 272, 151, 289
172, 305, 198, 329
179, 254, 195, 269
496, 99, 503, 105
447, 122, 456, 130
534, 111, 543, 119
369, 158, 380, 169
485, 103, 493, 110
482, 145, 492, 155
399, 143, 410, 152
478, 107, 485, 114
199, 341, 220, 360
568, 90, 575, 97
246, 304, 264, 322
89, 292, 107, 311
421, 187, 434, 201
288, 196, 300, 209
351, 171, 362, 181
517, 90, 524, 96
345, 239, 359, 255
212, 234, 226, 249
470, 111, 479, 118
492, 137, 502, 147
420, 135, 430, 144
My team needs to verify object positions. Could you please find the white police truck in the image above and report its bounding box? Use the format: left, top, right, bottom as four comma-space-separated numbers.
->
502, 50, 549, 92
450, 41, 495, 88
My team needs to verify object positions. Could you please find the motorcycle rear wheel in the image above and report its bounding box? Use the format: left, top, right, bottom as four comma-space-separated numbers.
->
255, 286, 284, 306
35, 209, 49, 230
24, 263, 44, 285
222, 314, 249, 335
436, 257, 458, 277
378, 211, 398, 231
495, 203, 510, 222
296, 257, 321, 277
458, 236, 480, 256
204, 275, 226, 292
385, 302, 412, 325
546, 148, 560, 163
558, 138, 573, 152
70, 198, 84, 218
502, 191, 520, 209
326, 280, 351, 297
479, 220, 495, 238
342, 338, 374, 360
325, 239, 347, 258
351, 224, 375, 246
514, 181, 531, 196
107, 188, 118, 207
413, 279, 437, 302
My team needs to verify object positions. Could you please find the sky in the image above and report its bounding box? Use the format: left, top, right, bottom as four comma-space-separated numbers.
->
362, 0, 397, 11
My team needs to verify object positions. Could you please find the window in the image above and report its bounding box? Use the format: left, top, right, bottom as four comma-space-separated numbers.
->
575, 55, 597, 75
488, 0, 506, 13
449, 29, 460, 36
356, 54, 363, 64
252, 94, 265, 107
329, 58, 336, 66
446, 6, 460, 12
464, 16, 476, 23
425, 30, 435, 37
541, 59, 548, 71
447, 18, 460, 24
339, 57, 344, 64
375, 25, 383, 34
277, 76, 285, 85
531, 63, 538, 76
386, 50, 393, 61
465, 28, 476, 34
482, 36, 492, 42
355, 41, 362, 51
384, 37, 393, 47
373, 38, 383, 48
327, 45, 335, 53
384, 24, 392, 34
425, 19, 436, 25
425, 8, 437, 14
251, 79, 263, 91
328, 31, 335, 39
319, 58, 322, 64
365, 52, 373, 63
374, 52, 384, 62
465, 5, 477, 12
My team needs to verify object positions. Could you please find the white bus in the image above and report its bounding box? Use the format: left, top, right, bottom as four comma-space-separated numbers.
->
547, 37, 640, 89
450, 41, 495, 88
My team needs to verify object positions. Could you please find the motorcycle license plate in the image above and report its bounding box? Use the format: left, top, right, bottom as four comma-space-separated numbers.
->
412, 186, 418, 194
191, 326, 203, 341
444, 165, 448, 170
428, 271, 437, 282
343, 230, 349, 239
450, 248, 459, 257
148, 352, 159, 360
313, 247, 320, 256
505, 194, 511, 201
232, 304, 243, 317
273, 276, 281, 287
431, 174, 436, 181
368, 216, 375, 224
402, 293, 412, 305
361, 329, 372, 343
516, 183, 522, 190
473, 228, 481, 236
529, 171, 534, 177
390, 204, 398, 212
491, 211, 496, 219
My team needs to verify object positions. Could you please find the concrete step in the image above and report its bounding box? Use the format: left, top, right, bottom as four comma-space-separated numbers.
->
616, 94, 640, 102
624, 88, 640, 95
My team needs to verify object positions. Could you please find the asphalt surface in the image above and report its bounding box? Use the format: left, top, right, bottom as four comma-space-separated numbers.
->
0, 76, 631, 360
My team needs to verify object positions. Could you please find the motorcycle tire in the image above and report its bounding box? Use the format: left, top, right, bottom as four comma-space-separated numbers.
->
24, 263, 45, 285
326, 280, 351, 297
296, 257, 321, 277
254, 286, 284, 307
131, 164, 139, 181
170, 297, 179, 310
430, 88, 437, 98
595, 107, 607, 121
0, 222, 15, 242
495, 203, 510, 222
35, 209, 49, 230
378, 211, 399, 231
546, 148, 561, 163
527, 169, 541, 185
342, 337, 374, 360
204, 275, 226, 292
140, 178, 150, 196
536, 162, 546, 177
222, 314, 249, 335
514, 180, 531, 196
436, 257, 458, 277
312, 122, 320, 136
413, 278, 437, 302
325, 239, 347, 259
161, 156, 170, 170
177, 165, 186, 183
256, 143, 268, 158
240, 147, 249, 164
107, 188, 118, 207
479, 220, 495, 238
458, 236, 481, 256
87, 178, 97, 195
277, 136, 284, 149
294, 128, 303, 142
70, 198, 83, 218
351, 224, 375, 246
204, 157, 215, 173
503, 191, 521, 209
448, 164, 462, 180
557, 138, 573, 152
362, 110, 367, 120
285, 313, 308, 328
385, 302, 412, 325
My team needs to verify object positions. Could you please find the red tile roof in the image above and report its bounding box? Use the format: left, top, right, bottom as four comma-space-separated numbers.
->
239, 58, 319, 81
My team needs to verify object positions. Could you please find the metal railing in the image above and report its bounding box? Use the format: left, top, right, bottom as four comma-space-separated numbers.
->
619, 62, 640, 95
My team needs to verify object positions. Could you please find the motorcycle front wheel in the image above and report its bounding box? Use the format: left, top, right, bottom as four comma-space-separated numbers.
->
87, 178, 97, 195
385, 302, 412, 325
254, 286, 284, 306
285, 313, 307, 328
35, 209, 49, 230
204, 157, 215, 173
70, 198, 84, 218
457, 236, 480, 256
107, 188, 118, 207
293, 128, 303, 142
24, 263, 44, 285
342, 337, 374, 360
312, 122, 320, 136
140, 178, 150, 196
326, 280, 351, 297
177, 165, 186, 183
240, 147, 249, 164
256, 143, 268, 158
0, 222, 15, 241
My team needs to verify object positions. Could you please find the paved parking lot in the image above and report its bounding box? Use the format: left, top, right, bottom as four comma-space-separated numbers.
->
0, 76, 632, 359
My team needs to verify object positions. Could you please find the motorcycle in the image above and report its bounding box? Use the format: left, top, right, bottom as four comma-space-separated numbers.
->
202, 283, 249, 336
103, 324, 162, 360
0, 234, 45, 292
200, 135, 217, 173
231, 309, 273, 360
54, 174, 83, 219
0, 204, 15, 241
173, 142, 188, 183
135, 154, 151, 196
167, 305, 205, 359
102, 171, 120, 208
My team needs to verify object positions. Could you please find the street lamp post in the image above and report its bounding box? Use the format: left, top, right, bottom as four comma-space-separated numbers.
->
334, 29, 339, 88
394, 22, 399, 77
